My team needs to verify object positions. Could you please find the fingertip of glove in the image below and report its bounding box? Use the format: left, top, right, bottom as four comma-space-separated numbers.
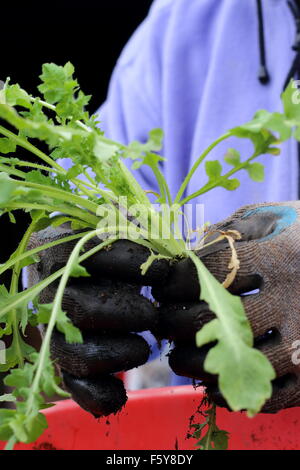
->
62, 372, 127, 417
168, 344, 217, 383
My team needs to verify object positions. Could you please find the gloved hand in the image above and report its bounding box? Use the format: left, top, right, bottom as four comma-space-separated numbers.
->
153, 201, 300, 413
27, 225, 170, 417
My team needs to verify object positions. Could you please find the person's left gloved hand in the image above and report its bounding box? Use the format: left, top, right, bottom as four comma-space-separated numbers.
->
28, 226, 170, 417
153, 201, 300, 413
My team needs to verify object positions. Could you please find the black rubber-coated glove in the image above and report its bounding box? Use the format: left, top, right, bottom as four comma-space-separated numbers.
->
153, 202, 300, 413
28, 225, 170, 417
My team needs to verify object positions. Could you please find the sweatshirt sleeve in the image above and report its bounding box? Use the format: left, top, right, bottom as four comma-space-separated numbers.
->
95, 0, 173, 192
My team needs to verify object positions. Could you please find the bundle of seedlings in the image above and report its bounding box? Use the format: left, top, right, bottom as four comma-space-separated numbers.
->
0, 63, 298, 449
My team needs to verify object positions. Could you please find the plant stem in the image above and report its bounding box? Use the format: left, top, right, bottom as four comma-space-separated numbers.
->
19, 180, 98, 214
0, 157, 65, 174
179, 152, 258, 206
0, 232, 84, 276
0, 156, 100, 195
150, 165, 172, 205
116, 160, 183, 256
1, 162, 99, 212
204, 404, 217, 450
31, 96, 129, 148
0, 125, 63, 172
5, 202, 98, 227
0, 125, 99, 200
9, 219, 40, 367
0, 164, 25, 179
174, 132, 231, 205
82, 169, 98, 189
30, 97, 92, 133
4, 436, 17, 451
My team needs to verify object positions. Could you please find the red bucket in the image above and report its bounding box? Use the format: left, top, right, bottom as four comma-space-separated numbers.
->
1, 386, 300, 450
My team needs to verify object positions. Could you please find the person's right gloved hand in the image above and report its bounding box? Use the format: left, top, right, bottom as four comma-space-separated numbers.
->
27, 225, 170, 417
153, 202, 300, 413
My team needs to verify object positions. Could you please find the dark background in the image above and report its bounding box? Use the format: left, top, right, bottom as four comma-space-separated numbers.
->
0, 0, 152, 287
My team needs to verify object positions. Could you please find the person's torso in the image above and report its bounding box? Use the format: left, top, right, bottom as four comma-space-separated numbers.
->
153, 0, 298, 223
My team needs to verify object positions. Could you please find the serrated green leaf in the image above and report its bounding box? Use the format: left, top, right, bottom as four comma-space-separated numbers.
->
9, 412, 48, 444
57, 312, 83, 344
148, 128, 164, 151
212, 429, 230, 450
196, 428, 229, 451
239, 109, 291, 142
220, 178, 240, 190
198, 323, 274, 416
4, 351, 68, 412
230, 113, 283, 155
0, 137, 16, 154
25, 413, 48, 443
9, 414, 28, 442
37, 303, 83, 344
0, 409, 16, 441
189, 252, 275, 416
4, 84, 32, 109
132, 151, 164, 170
245, 162, 264, 182
38, 62, 76, 104
64, 61, 75, 77
0, 173, 17, 204
39, 354, 70, 398
205, 160, 222, 181
29, 210, 52, 232
205, 157, 240, 192
66, 164, 82, 179
8, 212, 16, 224
0, 335, 35, 373
128, 128, 164, 161
224, 148, 240, 167
93, 136, 119, 162
191, 405, 229, 451
4, 360, 35, 389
